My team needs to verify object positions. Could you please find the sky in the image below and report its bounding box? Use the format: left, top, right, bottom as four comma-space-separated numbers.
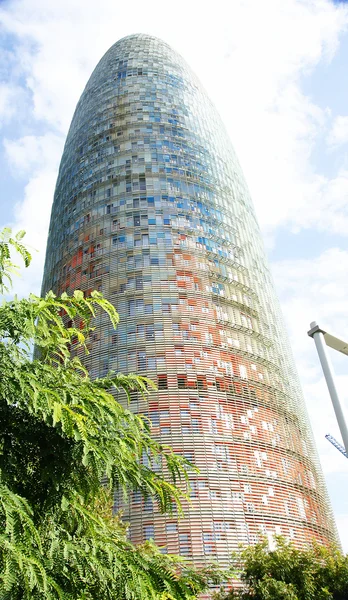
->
0, 0, 348, 550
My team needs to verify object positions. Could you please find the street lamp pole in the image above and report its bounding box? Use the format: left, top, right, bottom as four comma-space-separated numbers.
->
308, 321, 348, 456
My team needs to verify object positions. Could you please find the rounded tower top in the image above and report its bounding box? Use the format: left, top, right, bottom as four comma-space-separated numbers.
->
111, 33, 173, 44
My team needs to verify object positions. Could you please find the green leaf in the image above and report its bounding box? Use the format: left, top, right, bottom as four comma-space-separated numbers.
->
52, 402, 62, 425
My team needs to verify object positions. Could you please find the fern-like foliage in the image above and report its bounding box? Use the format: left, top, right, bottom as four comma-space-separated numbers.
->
0, 228, 31, 293
0, 229, 223, 599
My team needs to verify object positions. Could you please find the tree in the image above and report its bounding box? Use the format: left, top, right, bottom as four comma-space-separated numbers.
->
213, 537, 348, 600
0, 228, 220, 599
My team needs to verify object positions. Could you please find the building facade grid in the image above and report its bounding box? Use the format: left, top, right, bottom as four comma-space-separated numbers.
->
42, 33, 339, 566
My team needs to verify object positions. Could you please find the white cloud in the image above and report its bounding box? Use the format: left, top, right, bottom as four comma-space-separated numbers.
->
0, 83, 23, 125
309, 170, 348, 235
5, 168, 58, 298
2, 132, 64, 295
272, 248, 348, 343
272, 248, 348, 550
336, 514, 348, 554
327, 114, 348, 147
3, 133, 63, 175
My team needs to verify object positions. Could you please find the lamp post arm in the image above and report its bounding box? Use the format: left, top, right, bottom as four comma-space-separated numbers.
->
308, 321, 348, 456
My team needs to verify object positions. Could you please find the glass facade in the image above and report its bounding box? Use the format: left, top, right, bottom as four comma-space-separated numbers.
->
42, 34, 338, 565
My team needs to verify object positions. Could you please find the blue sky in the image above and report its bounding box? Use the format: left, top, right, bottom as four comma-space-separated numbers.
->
0, 0, 348, 550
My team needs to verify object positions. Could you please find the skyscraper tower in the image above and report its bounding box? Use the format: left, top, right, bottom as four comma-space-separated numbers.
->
42, 34, 338, 565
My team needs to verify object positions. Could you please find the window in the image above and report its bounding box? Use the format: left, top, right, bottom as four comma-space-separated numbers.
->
197, 375, 207, 389
241, 313, 252, 329
166, 523, 177, 533
189, 481, 197, 498
192, 418, 200, 431
209, 490, 219, 499
281, 458, 289, 475
148, 356, 156, 369
133, 491, 142, 504
144, 526, 154, 540
297, 497, 306, 520
178, 375, 187, 389
205, 332, 213, 344
183, 452, 194, 468
210, 419, 218, 434
144, 498, 153, 511
142, 451, 150, 467
239, 365, 248, 379
179, 533, 191, 555
158, 375, 168, 389
150, 411, 159, 426
214, 521, 230, 531
137, 352, 146, 371
214, 444, 230, 461
136, 299, 144, 312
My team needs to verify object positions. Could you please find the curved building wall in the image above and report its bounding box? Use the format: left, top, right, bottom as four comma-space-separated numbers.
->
42, 34, 338, 564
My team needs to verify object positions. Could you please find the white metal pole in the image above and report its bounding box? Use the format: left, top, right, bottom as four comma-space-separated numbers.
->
309, 321, 348, 456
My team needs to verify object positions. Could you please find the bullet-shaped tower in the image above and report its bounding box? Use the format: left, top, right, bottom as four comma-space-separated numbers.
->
42, 34, 338, 564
